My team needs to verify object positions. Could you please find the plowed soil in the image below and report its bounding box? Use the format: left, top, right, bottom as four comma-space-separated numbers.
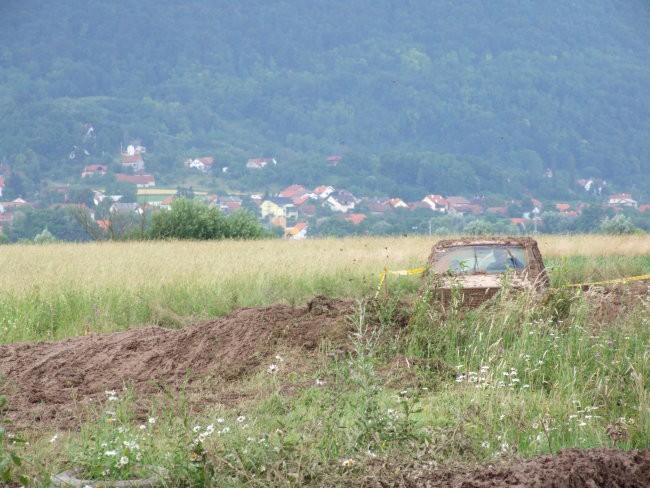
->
2, 295, 649, 486
394, 447, 650, 488
0, 296, 355, 428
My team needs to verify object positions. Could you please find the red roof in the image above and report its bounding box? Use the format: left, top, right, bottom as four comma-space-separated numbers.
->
279, 184, 309, 199
344, 213, 367, 225
198, 157, 214, 165
292, 195, 309, 205
556, 203, 570, 211
84, 164, 108, 172
0, 177, 4, 186
510, 218, 528, 225
638, 204, 650, 213
96, 220, 110, 230
116, 174, 155, 185
121, 155, 143, 164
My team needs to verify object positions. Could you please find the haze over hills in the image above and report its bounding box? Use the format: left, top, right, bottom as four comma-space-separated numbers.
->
1, 0, 649, 200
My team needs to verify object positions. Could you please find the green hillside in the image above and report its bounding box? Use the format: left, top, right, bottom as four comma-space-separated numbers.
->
1, 0, 649, 199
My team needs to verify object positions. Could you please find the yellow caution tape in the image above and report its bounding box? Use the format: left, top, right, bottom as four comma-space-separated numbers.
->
384, 267, 427, 276
564, 273, 650, 288
375, 267, 427, 298
375, 265, 649, 297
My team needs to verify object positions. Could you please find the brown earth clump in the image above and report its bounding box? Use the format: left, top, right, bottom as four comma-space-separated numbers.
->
364, 448, 650, 487
0, 296, 355, 428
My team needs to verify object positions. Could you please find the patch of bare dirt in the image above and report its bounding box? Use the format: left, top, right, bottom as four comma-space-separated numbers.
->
0, 296, 355, 428
365, 448, 650, 487
582, 280, 650, 327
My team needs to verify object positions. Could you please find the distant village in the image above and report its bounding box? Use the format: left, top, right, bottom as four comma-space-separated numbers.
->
0, 142, 647, 240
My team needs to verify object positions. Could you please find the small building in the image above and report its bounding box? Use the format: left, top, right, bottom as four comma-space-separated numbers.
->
246, 158, 276, 169
285, 222, 308, 240
324, 189, 359, 213
260, 197, 294, 219
422, 194, 447, 212
327, 155, 342, 166
184, 157, 215, 173
81, 165, 109, 178
313, 185, 335, 200
121, 154, 145, 172
608, 193, 638, 208
279, 184, 310, 199
115, 173, 156, 188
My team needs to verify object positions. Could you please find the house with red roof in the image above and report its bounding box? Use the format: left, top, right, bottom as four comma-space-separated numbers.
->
121, 154, 145, 171
184, 157, 215, 173
422, 194, 447, 212
158, 196, 174, 210
246, 158, 276, 169
324, 190, 359, 213
279, 184, 310, 199
285, 222, 308, 240
555, 203, 571, 213
115, 173, 156, 188
607, 193, 638, 208
446, 196, 472, 215
81, 165, 109, 178
313, 185, 335, 200
389, 198, 408, 209
327, 155, 342, 166
0, 176, 4, 198
638, 204, 650, 213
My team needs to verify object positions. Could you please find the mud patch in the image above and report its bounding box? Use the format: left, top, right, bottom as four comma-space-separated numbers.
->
365, 448, 650, 487
0, 297, 355, 428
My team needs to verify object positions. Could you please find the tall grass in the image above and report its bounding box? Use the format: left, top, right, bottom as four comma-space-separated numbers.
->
1, 235, 649, 343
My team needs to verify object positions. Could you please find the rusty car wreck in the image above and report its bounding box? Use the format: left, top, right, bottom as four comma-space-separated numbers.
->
424, 237, 549, 307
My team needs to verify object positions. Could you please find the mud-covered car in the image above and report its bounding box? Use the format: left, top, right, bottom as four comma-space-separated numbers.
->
424, 237, 548, 307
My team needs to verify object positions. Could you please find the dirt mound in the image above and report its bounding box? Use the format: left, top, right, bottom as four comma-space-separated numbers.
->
397, 448, 650, 487
0, 297, 354, 427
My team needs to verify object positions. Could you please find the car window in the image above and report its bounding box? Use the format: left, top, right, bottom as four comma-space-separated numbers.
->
432, 245, 527, 275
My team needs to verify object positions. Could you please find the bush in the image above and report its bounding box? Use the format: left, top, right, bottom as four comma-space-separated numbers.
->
147, 198, 267, 240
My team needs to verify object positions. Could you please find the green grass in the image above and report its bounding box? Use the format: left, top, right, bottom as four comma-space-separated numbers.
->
1, 239, 649, 486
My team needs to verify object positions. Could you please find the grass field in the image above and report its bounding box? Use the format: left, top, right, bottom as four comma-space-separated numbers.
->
1, 235, 649, 486
0, 235, 649, 343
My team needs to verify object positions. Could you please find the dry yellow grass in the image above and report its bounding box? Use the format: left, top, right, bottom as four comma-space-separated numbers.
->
0, 235, 648, 296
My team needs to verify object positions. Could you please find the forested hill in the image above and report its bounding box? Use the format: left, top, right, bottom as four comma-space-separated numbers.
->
1, 0, 649, 200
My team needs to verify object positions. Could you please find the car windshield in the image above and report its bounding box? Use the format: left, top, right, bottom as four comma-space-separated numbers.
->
432, 245, 527, 275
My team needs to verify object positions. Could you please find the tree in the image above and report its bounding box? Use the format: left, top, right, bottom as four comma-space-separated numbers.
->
600, 215, 639, 235
463, 220, 494, 236
34, 227, 56, 244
